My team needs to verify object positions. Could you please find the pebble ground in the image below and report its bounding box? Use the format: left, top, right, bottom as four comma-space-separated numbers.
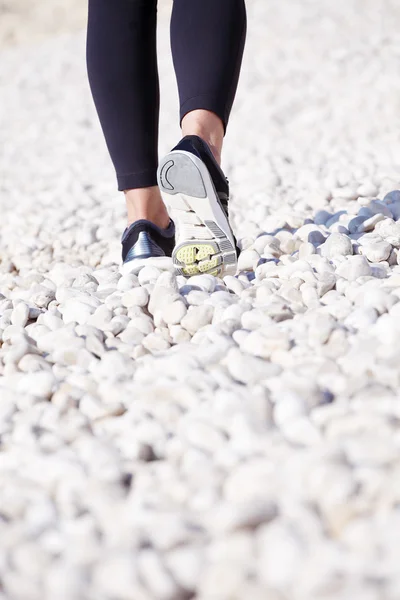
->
1, 1, 400, 599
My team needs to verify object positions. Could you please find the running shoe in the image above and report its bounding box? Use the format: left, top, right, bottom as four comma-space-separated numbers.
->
120, 219, 175, 275
157, 135, 239, 277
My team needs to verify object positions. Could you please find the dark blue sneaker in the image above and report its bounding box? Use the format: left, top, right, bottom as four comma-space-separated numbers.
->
157, 135, 239, 277
120, 219, 175, 275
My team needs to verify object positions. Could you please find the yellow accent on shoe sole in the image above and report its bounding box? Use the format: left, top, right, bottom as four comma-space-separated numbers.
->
196, 245, 216, 261
182, 264, 200, 276
177, 244, 222, 276
176, 245, 197, 265
176, 244, 217, 265
198, 257, 219, 273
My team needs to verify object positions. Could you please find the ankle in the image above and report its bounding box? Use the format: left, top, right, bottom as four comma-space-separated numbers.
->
125, 186, 170, 229
181, 109, 224, 165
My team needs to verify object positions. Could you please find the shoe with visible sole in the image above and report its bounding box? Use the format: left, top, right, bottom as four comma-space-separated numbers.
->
120, 219, 175, 275
157, 135, 239, 278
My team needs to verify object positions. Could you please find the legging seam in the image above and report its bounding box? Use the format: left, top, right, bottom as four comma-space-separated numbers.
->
180, 92, 221, 109
117, 167, 157, 177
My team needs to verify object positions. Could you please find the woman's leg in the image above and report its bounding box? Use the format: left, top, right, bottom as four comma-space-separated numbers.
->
86, 0, 169, 227
155, 0, 247, 277
171, 0, 247, 163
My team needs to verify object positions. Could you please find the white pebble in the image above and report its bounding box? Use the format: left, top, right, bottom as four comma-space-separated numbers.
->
122, 287, 149, 308
321, 233, 353, 258
11, 302, 30, 327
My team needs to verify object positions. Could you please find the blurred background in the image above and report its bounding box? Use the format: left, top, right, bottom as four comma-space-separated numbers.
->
0, 0, 86, 48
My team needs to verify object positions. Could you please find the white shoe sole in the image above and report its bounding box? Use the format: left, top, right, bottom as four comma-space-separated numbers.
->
119, 256, 174, 276
157, 150, 238, 277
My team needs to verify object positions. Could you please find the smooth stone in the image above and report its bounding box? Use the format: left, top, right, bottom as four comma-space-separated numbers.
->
61, 299, 98, 325
280, 416, 322, 446
240, 328, 290, 358
237, 250, 260, 272
87, 305, 113, 329
316, 271, 337, 297
298, 242, 316, 258
356, 288, 397, 314
38, 313, 64, 331
336, 256, 372, 281
18, 354, 52, 372
137, 266, 162, 285
104, 315, 130, 336
118, 327, 145, 345
137, 549, 180, 600
332, 185, 358, 200
186, 274, 217, 293
221, 303, 247, 323
3, 335, 38, 364
375, 218, 400, 247
93, 267, 120, 285
321, 233, 353, 258
357, 213, 385, 232
142, 332, 171, 352
148, 272, 181, 315
11, 302, 30, 327
122, 287, 149, 308
348, 215, 368, 234
117, 273, 139, 291
344, 307, 378, 329
357, 182, 379, 197
384, 190, 400, 204
367, 199, 392, 218
169, 325, 192, 344
325, 211, 347, 228
357, 206, 374, 218
252, 234, 276, 254
224, 348, 281, 384
275, 231, 295, 254
185, 290, 211, 305
314, 210, 332, 225
30, 287, 56, 309
295, 224, 326, 243
308, 313, 336, 345
328, 222, 349, 235
162, 301, 188, 325
23, 323, 51, 342
85, 334, 106, 357
389, 201, 400, 221
92, 350, 135, 381
256, 522, 304, 589
165, 546, 202, 593
180, 419, 226, 453
104, 292, 124, 310
92, 555, 143, 600
360, 241, 392, 263
223, 276, 246, 296
129, 315, 154, 335
181, 305, 214, 335
15, 371, 56, 399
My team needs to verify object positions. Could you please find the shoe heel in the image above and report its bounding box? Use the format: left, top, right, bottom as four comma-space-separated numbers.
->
158, 150, 238, 278
158, 152, 207, 199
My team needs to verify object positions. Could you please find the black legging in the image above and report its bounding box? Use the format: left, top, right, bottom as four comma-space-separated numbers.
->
86, 0, 247, 191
